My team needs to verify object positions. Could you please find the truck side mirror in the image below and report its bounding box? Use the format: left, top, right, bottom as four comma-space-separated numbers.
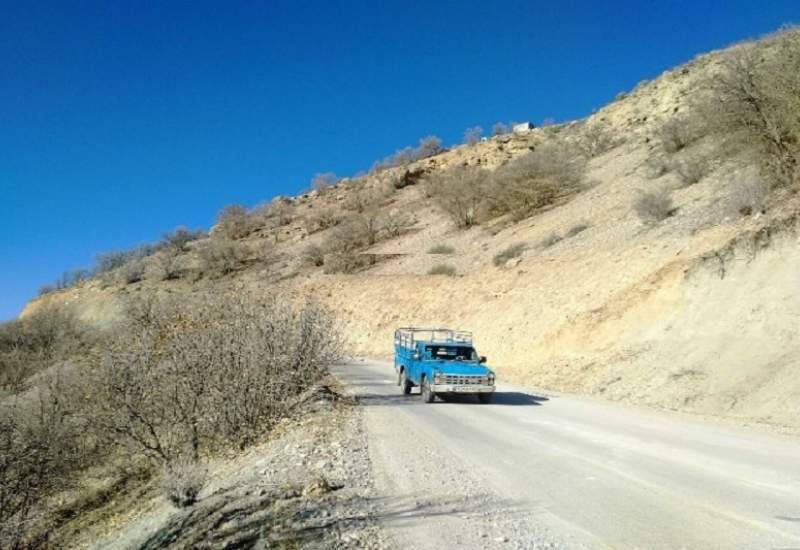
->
479, 356, 487, 363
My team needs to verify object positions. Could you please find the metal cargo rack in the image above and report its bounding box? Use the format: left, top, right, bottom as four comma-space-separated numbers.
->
394, 327, 473, 349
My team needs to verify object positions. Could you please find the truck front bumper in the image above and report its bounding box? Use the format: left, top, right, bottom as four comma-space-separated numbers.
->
432, 384, 495, 394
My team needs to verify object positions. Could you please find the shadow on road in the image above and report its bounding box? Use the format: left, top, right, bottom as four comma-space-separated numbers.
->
352, 390, 549, 407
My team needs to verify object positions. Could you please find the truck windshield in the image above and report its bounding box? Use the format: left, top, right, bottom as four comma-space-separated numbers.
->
425, 346, 478, 361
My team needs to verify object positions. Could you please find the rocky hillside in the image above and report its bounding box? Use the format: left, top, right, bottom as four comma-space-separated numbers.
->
26, 28, 800, 431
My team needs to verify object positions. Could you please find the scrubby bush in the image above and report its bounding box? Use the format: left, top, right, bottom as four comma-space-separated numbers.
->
464, 126, 483, 145
215, 204, 255, 240
428, 263, 456, 276
565, 222, 590, 238
577, 123, 620, 157
120, 259, 145, 284
634, 190, 674, 223
428, 244, 455, 254
304, 208, 340, 234
96, 293, 342, 459
426, 166, 488, 228
493, 243, 526, 266
673, 152, 710, 186
726, 168, 770, 217
160, 226, 205, 252
0, 369, 91, 546
311, 172, 339, 192
302, 244, 326, 267
197, 238, 249, 278
370, 135, 444, 172
700, 28, 800, 188
485, 141, 586, 221
491, 122, 511, 136
0, 304, 88, 391
539, 232, 563, 249
657, 116, 697, 154
161, 458, 206, 508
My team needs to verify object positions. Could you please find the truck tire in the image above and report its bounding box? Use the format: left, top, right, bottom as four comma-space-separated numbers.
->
400, 371, 412, 395
477, 393, 493, 404
421, 377, 436, 403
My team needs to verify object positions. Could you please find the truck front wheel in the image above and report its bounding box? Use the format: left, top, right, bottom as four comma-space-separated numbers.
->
400, 371, 412, 395
421, 377, 436, 403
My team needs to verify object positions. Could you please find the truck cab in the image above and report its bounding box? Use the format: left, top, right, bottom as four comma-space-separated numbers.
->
393, 328, 496, 404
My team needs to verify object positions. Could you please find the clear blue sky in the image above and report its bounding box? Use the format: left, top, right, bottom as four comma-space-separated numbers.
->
1, 1, 797, 320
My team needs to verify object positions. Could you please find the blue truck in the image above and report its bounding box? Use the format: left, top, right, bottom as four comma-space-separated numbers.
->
393, 327, 496, 403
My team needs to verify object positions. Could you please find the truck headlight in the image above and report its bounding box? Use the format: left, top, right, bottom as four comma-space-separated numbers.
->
487, 373, 495, 385
434, 372, 443, 383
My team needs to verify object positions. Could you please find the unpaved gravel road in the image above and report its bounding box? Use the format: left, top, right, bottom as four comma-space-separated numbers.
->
333, 359, 800, 550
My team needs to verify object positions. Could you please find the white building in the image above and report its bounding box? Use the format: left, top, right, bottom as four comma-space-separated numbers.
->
513, 122, 534, 134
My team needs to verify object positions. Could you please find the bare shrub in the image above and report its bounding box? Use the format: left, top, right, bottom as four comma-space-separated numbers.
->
252, 198, 295, 228
492, 122, 511, 136
370, 135, 444, 172
428, 263, 456, 276
485, 141, 586, 221
464, 126, 483, 145
539, 232, 563, 249
304, 208, 340, 234
0, 305, 87, 391
322, 253, 377, 274
215, 204, 256, 240
577, 123, 620, 157
119, 259, 145, 284
565, 222, 590, 238
0, 370, 89, 546
96, 293, 342, 461
197, 239, 249, 278
302, 244, 325, 267
657, 116, 697, 154
426, 166, 488, 228
160, 226, 205, 252
726, 168, 770, 217
381, 211, 414, 238
644, 156, 671, 179
161, 458, 206, 508
311, 172, 339, 192
634, 190, 674, 223
428, 244, 455, 254
672, 152, 710, 186
700, 29, 800, 187
150, 248, 183, 281
493, 243, 526, 266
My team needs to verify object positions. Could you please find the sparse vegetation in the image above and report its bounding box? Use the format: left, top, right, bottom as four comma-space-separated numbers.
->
161, 459, 207, 508
673, 152, 710, 186
726, 168, 769, 217
539, 232, 563, 249
426, 166, 488, 228
464, 126, 483, 145
565, 222, 590, 238
428, 244, 455, 254
197, 238, 250, 277
577, 122, 621, 157
657, 116, 697, 154
485, 141, 586, 221
491, 122, 511, 136
370, 135, 444, 172
700, 27, 800, 189
428, 263, 456, 276
311, 172, 339, 192
215, 204, 255, 240
634, 190, 674, 223
493, 243, 526, 266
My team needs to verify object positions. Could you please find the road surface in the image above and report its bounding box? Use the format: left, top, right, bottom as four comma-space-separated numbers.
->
332, 359, 800, 550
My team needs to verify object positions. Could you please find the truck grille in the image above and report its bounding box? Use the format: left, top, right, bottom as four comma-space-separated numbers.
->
443, 375, 487, 385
